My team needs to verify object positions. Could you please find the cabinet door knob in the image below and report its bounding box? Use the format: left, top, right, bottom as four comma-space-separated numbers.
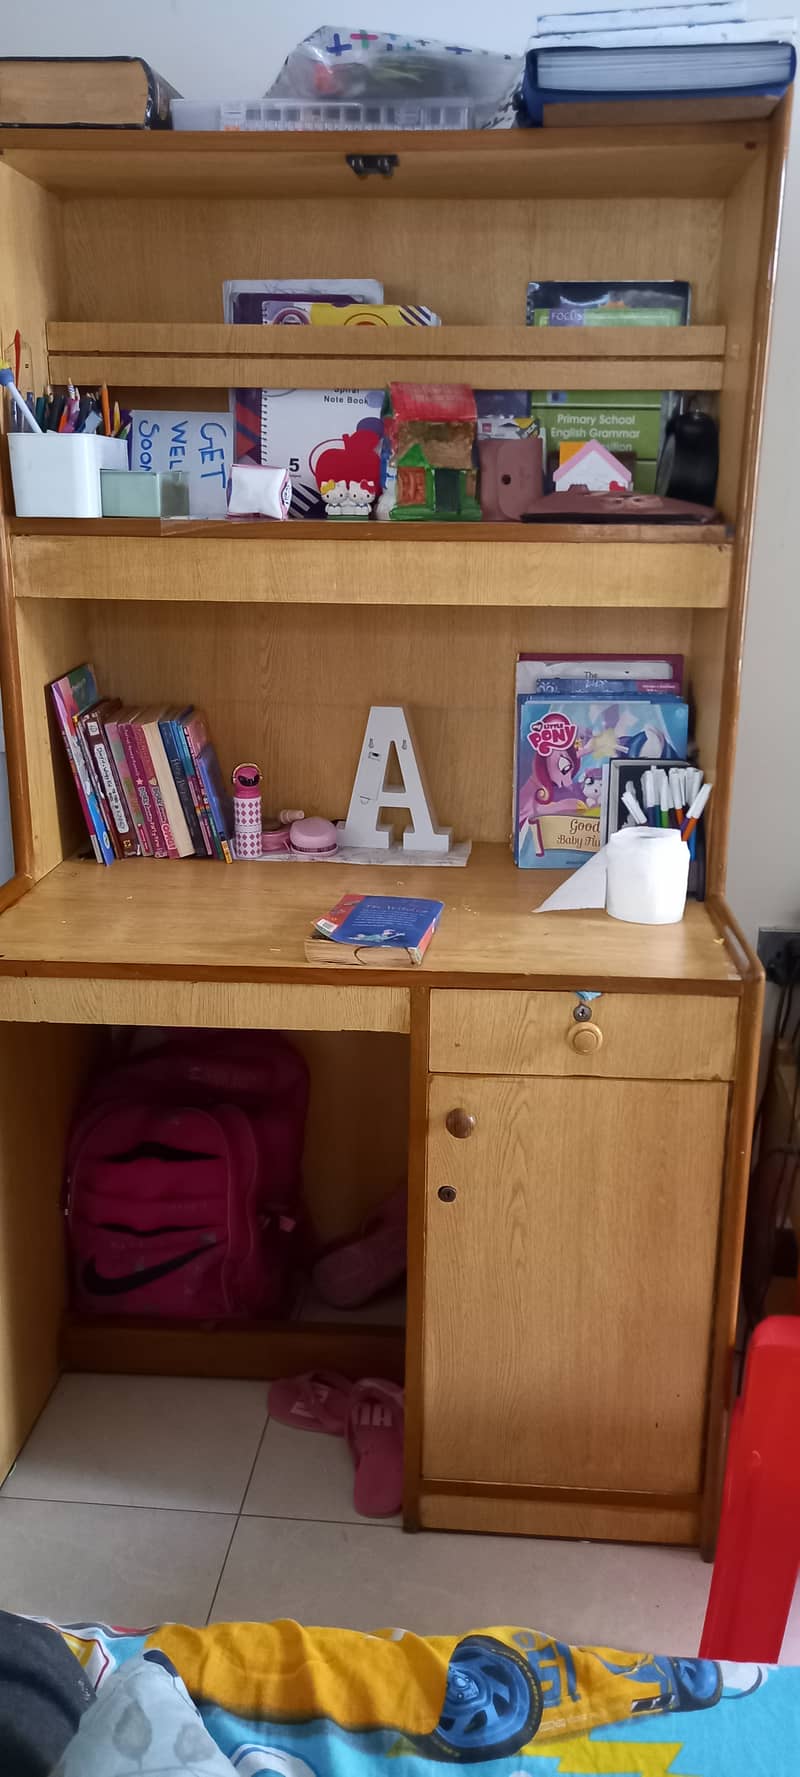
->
445, 1108, 477, 1139
568, 1023, 603, 1056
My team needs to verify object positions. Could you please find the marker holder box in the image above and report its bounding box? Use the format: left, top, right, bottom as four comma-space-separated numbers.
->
9, 434, 129, 518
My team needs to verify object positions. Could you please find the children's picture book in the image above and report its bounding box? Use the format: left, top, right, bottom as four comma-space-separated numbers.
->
307, 894, 444, 967
526, 280, 691, 326
516, 653, 684, 694
223, 280, 384, 325
49, 665, 116, 865
515, 694, 689, 868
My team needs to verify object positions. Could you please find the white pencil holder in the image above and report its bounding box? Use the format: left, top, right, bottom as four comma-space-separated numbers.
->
605, 827, 689, 925
9, 434, 129, 518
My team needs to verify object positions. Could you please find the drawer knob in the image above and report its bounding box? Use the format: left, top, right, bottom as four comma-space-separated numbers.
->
568, 1023, 603, 1055
446, 1109, 477, 1139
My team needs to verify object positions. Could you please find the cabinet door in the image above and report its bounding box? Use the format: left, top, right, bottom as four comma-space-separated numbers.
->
423, 1074, 728, 1495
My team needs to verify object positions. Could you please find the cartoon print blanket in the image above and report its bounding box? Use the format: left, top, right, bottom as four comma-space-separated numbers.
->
57, 1618, 799, 1775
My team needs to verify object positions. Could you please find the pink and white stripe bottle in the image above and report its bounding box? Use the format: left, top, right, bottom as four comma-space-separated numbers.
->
232, 763, 263, 859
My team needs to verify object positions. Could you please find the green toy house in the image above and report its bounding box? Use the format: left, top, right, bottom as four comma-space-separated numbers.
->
386, 383, 481, 523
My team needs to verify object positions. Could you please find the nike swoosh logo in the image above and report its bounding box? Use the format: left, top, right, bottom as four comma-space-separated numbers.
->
82, 1242, 212, 1297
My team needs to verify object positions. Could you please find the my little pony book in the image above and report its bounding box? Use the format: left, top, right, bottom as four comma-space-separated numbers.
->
514, 695, 689, 868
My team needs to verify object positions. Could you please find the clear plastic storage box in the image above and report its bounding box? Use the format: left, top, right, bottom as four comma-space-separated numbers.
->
171, 97, 474, 131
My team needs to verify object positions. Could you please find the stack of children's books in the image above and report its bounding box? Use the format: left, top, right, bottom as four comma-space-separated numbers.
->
50, 664, 232, 863
514, 652, 690, 869
305, 893, 444, 968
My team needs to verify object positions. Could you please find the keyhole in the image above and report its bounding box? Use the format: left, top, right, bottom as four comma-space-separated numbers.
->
438, 1186, 457, 1203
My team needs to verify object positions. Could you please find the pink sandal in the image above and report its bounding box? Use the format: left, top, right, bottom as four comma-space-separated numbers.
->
312, 1186, 407, 1310
347, 1378, 404, 1517
268, 1370, 352, 1436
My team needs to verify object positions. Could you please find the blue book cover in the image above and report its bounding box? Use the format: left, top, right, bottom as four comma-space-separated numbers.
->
158, 713, 205, 858
196, 744, 233, 862
515, 694, 689, 868
330, 896, 444, 960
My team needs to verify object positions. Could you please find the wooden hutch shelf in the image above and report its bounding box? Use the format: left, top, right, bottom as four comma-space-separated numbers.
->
0, 122, 768, 200
9, 520, 733, 608
0, 847, 742, 1004
46, 320, 726, 391
0, 101, 783, 1547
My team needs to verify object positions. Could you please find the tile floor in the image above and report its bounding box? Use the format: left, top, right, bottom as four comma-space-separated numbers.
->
1, 1373, 798, 1659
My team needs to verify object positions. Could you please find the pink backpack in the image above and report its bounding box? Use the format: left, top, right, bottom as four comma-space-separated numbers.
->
66, 1032, 309, 1319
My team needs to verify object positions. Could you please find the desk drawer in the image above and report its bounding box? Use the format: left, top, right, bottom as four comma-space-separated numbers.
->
429, 990, 738, 1080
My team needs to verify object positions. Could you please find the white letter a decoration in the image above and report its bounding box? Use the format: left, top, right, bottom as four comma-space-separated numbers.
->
341, 705, 452, 853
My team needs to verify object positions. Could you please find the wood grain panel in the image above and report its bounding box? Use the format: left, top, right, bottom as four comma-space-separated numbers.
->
291, 1031, 408, 1242
0, 124, 764, 202
0, 159, 65, 881
48, 353, 725, 392
11, 534, 733, 610
0, 1024, 97, 1480
423, 1074, 728, 1492
63, 1316, 404, 1383
82, 602, 697, 848
429, 989, 738, 1079
706, 99, 791, 894
0, 850, 742, 987
60, 195, 723, 326
47, 321, 727, 360
419, 1490, 699, 1544
14, 597, 92, 879
0, 974, 410, 1034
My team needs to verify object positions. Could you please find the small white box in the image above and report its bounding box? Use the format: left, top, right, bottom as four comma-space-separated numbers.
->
9, 434, 129, 518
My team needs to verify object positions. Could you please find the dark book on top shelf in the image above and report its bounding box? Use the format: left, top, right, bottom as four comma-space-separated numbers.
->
0, 57, 177, 128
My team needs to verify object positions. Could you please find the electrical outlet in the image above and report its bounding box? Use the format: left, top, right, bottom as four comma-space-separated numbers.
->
757, 927, 800, 986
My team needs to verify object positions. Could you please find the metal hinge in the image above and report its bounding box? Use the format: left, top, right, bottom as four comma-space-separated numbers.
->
346, 153, 398, 180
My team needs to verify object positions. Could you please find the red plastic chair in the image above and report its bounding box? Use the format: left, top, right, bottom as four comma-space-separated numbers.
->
700, 1316, 800, 1663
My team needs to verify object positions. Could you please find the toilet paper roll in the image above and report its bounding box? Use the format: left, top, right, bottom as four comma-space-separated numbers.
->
536, 826, 689, 924
606, 827, 689, 925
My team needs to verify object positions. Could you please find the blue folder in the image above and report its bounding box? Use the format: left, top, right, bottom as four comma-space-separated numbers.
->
519, 43, 796, 126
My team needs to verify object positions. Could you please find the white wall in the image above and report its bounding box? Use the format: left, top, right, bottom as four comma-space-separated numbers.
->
4, 0, 798, 941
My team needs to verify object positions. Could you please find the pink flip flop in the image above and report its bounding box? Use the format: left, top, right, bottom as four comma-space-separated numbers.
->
347, 1378, 404, 1517
312, 1186, 407, 1310
268, 1370, 352, 1436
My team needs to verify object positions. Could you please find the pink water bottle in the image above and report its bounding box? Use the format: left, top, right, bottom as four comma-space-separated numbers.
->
232, 763, 263, 859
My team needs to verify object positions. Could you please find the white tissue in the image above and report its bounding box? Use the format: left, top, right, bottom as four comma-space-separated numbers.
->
227, 462, 291, 520
537, 826, 689, 924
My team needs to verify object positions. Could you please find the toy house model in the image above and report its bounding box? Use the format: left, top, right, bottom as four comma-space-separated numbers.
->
385, 383, 481, 521
553, 439, 632, 494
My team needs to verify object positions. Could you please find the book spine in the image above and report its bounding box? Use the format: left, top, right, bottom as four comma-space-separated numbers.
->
533, 677, 682, 697
141, 59, 180, 127
80, 711, 139, 857
182, 721, 223, 859
159, 719, 205, 857
119, 720, 164, 857
174, 721, 214, 857
197, 751, 233, 863
50, 684, 104, 864
105, 721, 151, 855
135, 722, 179, 858
410, 911, 442, 966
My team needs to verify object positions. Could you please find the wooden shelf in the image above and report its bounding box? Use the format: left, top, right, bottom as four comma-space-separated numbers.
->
0, 850, 743, 1026
10, 521, 732, 608
46, 320, 726, 392
62, 1313, 405, 1382
0, 123, 767, 201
